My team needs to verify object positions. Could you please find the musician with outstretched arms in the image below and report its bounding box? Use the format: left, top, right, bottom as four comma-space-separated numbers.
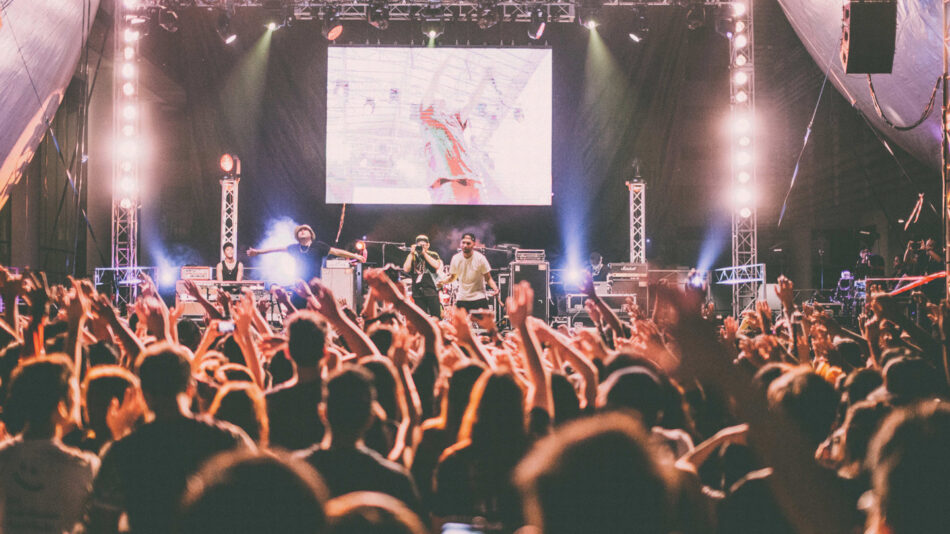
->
438, 232, 499, 311
246, 224, 365, 283
402, 234, 444, 318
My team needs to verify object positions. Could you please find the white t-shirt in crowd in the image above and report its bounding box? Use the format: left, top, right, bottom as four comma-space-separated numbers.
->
449, 251, 492, 302
0, 437, 100, 533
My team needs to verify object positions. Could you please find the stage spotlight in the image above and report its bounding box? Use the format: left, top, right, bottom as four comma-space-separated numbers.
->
576, 5, 599, 30
421, 18, 444, 39
732, 116, 750, 132
734, 53, 747, 66
738, 135, 751, 146
734, 34, 748, 48
158, 8, 180, 32
219, 153, 235, 173
158, 267, 177, 288
368, 1, 390, 30
738, 207, 753, 219
736, 151, 751, 166
734, 2, 747, 16
322, 8, 343, 40
735, 90, 748, 103
733, 187, 752, 205
688, 272, 705, 289
737, 170, 751, 183
629, 7, 648, 41
686, 4, 705, 30
565, 267, 584, 286
120, 176, 138, 194
122, 124, 135, 137
118, 140, 138, 159
215, 10, 237, 44
121, 63, 134, 79
122, 82, 135, 96
123, 46, 135, 60
266, 21, 277, 30
119, 197, 134, 210
123, 104, 137, 120
734, 71, 748, 84
123, 29, 140, 42
527, 5, 546, 39
355, 240, 366, 251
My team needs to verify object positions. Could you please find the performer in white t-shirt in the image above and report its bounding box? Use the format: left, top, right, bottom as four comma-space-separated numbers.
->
438, 232, 499, 311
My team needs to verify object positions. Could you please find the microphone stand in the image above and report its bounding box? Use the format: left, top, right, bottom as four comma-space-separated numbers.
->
362, 240, 409, 267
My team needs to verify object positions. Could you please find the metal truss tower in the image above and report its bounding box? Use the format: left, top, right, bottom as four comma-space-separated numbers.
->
627, 179, 646, 264
220, 165, 240, 260
728, 0, 758, 313
111, 0, 143, 308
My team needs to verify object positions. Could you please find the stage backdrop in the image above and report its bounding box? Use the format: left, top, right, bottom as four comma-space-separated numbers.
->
327, 47, 552, 206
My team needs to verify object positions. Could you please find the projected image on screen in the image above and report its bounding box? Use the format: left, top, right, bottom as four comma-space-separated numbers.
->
327, 47, 552, 205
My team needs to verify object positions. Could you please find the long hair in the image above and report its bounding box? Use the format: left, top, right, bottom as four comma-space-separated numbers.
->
435, 364, 485, 440
210, 382, 269, 447
359, 356, 408, 424
457, 371, 526, 455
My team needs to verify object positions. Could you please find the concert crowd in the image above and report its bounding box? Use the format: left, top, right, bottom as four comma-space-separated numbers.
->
0, 261, 947, 534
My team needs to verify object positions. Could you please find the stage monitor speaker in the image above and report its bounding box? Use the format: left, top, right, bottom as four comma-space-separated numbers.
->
840, 0, 896, 74
511, 262, 550, 323
323, 264, 362, 313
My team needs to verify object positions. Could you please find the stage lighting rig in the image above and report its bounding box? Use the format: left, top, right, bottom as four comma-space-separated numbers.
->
575, 0, 601, 30
421, 18, 445, 38
215, 9, 237, 43
476, 0, 500, 29
322, 6, 344, 40
527, 5, 546, 39
367, 0, 390, 30
157, 7, 180, 32
420, 1, 445, 39
685, 1, 705, 30
628, 6, 648, 41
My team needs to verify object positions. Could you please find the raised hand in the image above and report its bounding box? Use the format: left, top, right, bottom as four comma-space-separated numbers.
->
580, 271, 596, 298
0, 267, 26, 305
22, 271, 51, 320
307, 279, 342, 319
364, 268, 402, 303
774, 275, 795, 311
64, 278, 91, 327
721, 315, 739, 344
449, 307, 476, 345
388, 327, 412, 368
507, 281, 534, 329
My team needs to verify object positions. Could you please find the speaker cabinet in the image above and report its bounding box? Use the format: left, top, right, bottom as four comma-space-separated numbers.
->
840, 0, 896, 74
511, 262, 550, 323
323, 263, 362, 313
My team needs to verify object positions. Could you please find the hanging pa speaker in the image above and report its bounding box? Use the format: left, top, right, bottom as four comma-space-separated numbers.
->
839, 0, 897, 74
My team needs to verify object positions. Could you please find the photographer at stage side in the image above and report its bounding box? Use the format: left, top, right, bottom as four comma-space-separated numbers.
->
402, 234, 443, 318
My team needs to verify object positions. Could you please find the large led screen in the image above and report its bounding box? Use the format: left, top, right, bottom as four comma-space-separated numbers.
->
327, 47, 552, 205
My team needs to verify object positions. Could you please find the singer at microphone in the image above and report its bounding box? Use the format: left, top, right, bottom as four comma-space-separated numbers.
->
402, 234, 444, 318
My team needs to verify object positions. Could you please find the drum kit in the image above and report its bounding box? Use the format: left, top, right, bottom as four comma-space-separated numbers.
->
833, 270, 867, 318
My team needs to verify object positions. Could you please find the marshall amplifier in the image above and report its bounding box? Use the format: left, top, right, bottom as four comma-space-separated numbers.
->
607, 263, 648, 276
